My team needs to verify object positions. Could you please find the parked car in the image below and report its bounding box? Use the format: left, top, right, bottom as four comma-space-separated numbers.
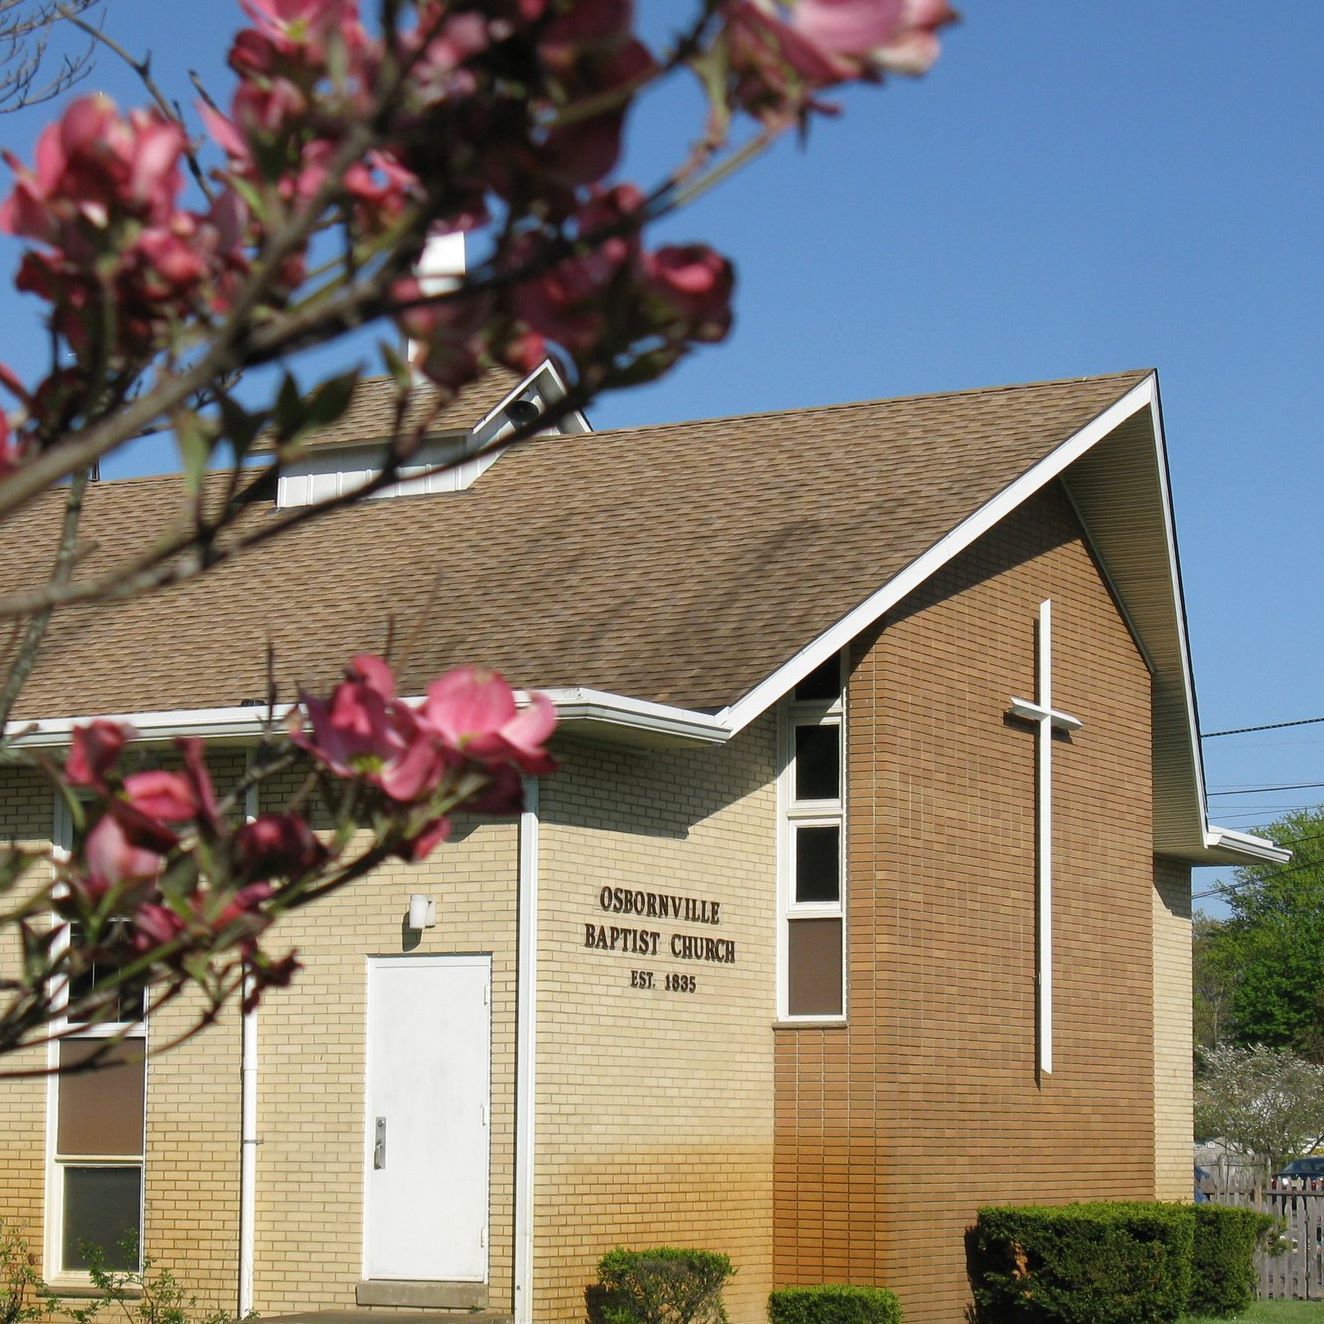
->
1273, 1157, 1324, 1183
1194, 1164, 1211, 1203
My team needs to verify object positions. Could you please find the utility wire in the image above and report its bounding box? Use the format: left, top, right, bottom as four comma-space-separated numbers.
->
1208, 781, 1324, 797
1204, 715, 1324, 739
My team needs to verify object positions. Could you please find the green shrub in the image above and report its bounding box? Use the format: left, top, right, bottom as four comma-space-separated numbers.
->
592, 1247, 735, 1324
1, 1221, 50, 1324
969, 1202, 1194, 1324
1187, 1204, 1276, 1318
767, 1283, 901, 1324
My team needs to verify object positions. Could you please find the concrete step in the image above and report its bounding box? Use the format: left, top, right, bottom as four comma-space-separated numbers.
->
260, 1313, 513, 1324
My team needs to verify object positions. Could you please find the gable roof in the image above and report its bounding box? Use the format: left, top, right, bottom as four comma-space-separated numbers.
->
0, 366, 1281, 866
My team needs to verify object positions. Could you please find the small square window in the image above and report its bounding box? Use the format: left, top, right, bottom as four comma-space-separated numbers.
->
61, 1166, 141, 1272
794, 724, 840, 801
787, 919, 843, 1017
793, 656, 841, 703
57, 1041, 144, 1158
794, 824, 840, 904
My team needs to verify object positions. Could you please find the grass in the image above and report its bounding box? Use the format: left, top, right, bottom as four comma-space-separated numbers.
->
1182, 1303, 1324, 1322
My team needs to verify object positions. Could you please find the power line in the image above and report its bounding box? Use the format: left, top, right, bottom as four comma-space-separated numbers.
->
1204, 715, 1324, 739
1208, 781, 1324, 797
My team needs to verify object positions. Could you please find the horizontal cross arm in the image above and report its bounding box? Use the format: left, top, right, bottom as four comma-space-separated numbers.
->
1008, 697, 1083, 732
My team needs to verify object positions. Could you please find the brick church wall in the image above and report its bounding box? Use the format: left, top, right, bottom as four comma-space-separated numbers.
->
774, 482, 1158, 1324
534, 722, 778, 1324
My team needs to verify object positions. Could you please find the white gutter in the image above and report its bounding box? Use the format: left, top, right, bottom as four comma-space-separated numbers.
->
538, 688, 727, 744
9, 704, 296, 746
238, 778, 259, 1318
1204, 825, 1291, 865
513, 778, 540, 1324
9, 689, 728, 748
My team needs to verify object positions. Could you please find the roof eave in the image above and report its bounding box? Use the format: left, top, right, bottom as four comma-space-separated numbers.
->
8, 688, 729, 751
1195, 825, 1292, 867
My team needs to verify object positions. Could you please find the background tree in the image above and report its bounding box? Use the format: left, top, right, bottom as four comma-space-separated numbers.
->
1209, 807, 1324, 1059
1195, 1043, 1324, 1178
0, 1, 101, 112
1194, 911, 1244, 1052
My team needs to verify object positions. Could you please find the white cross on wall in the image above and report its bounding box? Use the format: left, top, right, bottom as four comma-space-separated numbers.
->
1008, 599, 1082, 1077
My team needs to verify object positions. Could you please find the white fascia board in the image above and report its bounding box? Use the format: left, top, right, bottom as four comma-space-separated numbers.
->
9, 688, 728, 748
10, 704, 294, 746
1141, 384, 1222, 856
538, 688, 728, 743
1204, 825, 1292, 865
716, 374, 1162, 737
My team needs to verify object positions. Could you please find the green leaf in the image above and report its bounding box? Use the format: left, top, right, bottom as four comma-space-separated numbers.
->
174, 410, 215, 495
304, 369, 361, 430
217, 393, 264, 463
227, 173, 267, 224
274, 371, 304, 442
380, 339, 412, 393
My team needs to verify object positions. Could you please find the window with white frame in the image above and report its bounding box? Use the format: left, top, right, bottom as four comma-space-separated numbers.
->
49, 798, 145, 1280
778, 652, 846, 1020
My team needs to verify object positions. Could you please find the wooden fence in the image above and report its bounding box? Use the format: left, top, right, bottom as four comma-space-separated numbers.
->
1206, 1181, 1324, 1300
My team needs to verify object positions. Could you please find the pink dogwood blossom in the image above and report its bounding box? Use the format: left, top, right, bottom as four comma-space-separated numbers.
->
66, 720, 132, 790
421, 666, 557, 776
123, 770, 199, 823
85, 814, 163, 889
236, 814, 329, 881
293, 658, 445, 803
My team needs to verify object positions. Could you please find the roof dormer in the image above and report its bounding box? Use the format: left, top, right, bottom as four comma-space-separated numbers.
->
275, 359, 590, 509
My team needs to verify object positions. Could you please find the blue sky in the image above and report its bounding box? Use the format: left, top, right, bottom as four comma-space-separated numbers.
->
1, 2, 1320, 908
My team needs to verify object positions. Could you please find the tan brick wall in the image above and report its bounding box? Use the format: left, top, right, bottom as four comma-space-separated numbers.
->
142, 749, 246, 1312
1153, 856, 1193, 1201
535, 725, 777, 1324
775, 483, 1158, 1324
241, 767, 521, 1316
0, 765, 57, 1270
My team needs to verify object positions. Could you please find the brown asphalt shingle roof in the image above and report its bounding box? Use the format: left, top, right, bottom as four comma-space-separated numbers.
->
0, 368, 1150, 721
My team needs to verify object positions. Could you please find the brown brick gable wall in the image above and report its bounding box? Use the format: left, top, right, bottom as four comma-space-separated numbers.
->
774, 481, 1157, 1324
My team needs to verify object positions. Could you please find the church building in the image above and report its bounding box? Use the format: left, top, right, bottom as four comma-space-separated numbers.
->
0, 365, 1283, 1324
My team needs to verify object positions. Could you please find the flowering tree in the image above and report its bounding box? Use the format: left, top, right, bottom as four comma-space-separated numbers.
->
1195, 1043, 1324, 1180
0, 0, 956, 1066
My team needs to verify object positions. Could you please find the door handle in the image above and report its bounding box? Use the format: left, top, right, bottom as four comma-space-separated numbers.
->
374, 1116, 386, 1170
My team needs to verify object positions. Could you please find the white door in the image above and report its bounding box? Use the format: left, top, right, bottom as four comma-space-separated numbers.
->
365, 955, 491, 1282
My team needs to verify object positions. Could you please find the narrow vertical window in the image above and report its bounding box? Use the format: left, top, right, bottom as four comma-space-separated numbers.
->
49, 797, 146, 1281
779, 653, 846, 1020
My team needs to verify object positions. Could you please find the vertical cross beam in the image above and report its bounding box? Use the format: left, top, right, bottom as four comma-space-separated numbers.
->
1009, 600, 1082, 1077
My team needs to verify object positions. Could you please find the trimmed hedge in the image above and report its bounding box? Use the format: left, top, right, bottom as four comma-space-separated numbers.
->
592, 1247, 734, 1324
970, 1202, 1194, 1324
1188, 1203, 1275, 1318
767, 1284, 901, 1323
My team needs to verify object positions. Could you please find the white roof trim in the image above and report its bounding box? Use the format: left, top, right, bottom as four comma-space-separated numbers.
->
538, 687, 726, 743
715, 375, 1161, 737
8, 688, 725, 748
1142, 386, 1215, 858
1204, 825, 1292, 865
